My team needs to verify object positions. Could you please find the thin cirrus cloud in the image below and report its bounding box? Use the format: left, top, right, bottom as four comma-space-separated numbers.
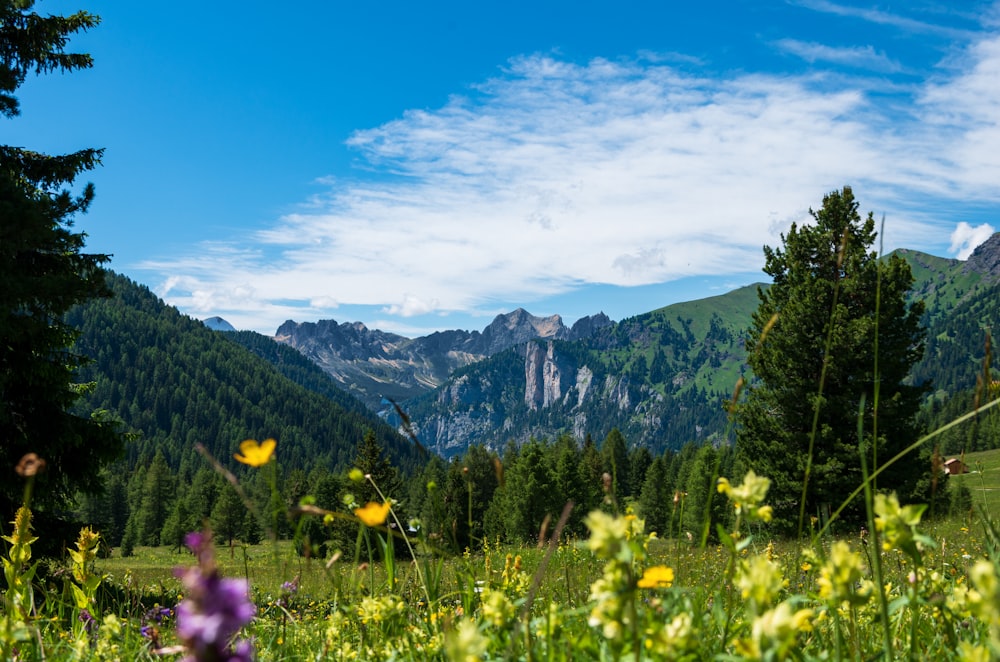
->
773, 39, 902, 72
792, 0, 983, 40
150, 27, 1000, 334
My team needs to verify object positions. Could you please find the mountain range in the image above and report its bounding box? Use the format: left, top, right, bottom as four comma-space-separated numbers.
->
259, 234, 1000, 457
273, 309, 613, 409
68, 235, 1000, 472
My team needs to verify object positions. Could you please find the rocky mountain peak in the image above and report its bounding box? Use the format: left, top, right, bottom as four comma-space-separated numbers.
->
570, 312, 613, 339
964, 232, 1000, 280
273, 308, 610, 410
480, 309, 570, 355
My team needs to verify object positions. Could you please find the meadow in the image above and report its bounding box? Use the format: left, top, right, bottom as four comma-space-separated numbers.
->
4, 441, 1000, 661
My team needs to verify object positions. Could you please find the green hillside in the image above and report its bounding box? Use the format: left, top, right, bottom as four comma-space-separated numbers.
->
66, 272, 421, 474
950, 447, 1000, 515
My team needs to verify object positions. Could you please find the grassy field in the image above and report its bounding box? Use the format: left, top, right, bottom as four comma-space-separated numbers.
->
950, 447, 1000, 516
4, 462, 1000, 660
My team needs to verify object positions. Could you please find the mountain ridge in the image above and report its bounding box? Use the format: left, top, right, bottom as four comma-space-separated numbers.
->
383, 235, 1000, 456
99, 233, 1000, 460
274, 309, 613, 409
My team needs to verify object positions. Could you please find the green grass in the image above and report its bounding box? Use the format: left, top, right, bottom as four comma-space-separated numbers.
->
952, 447, 1000, 515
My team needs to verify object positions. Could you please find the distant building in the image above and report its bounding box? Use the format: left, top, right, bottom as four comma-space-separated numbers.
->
944, 458, 968, 475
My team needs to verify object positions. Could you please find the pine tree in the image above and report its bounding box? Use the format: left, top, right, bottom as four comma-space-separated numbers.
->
354, 429, 402, 504
637, 456, 666, 535
211, 483, 247, 547
496, 439, 557, 543
735, 187, 927, 530
601, 428, 629, 505
135, 450, 175, 545
1, 0, 123, 519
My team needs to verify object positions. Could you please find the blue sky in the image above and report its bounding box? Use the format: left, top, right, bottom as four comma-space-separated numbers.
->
8, 0, 1000, 335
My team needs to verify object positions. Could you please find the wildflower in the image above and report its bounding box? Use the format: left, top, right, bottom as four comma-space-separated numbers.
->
737, 555, 785, 613
15, 453, 45, 477
718, 470, 773, 523
277, 576, 299, 608
588, 573, 628, 641
958, 642, 991, 662
637, 565, 674, 589
70, 527, 101, 586
173, 530, 255, 662
874, 492, 932, 563
78, 608, 97, 635
357, 595, 405, 627
94, 614, 123, 660
234, 438, 276, 467
445, 618, 488, 662
736, 600, 814, 661
2, 505, 38, 618
479, 588, 516, 628
645, 612, 695, 659
815, 540, 869, 606
583, 511, 631, 560
354, 500, 391, 527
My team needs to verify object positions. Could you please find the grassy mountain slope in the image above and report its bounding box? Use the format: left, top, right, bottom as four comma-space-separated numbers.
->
399, 284, 763, 456
397, 236, 1000, 458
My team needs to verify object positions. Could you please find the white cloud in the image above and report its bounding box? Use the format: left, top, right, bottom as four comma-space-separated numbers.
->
950, 221, 996, 259
793, 0, 979, 40
384, 294, 440, 317
774, 39, 902, 72
143, 26, 1000, 333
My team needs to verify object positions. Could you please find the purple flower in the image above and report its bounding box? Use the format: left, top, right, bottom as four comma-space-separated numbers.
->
145, 605, 172, 623
78, 608, 97, 634
175, 530, 255, 661
277, 575, 299, 608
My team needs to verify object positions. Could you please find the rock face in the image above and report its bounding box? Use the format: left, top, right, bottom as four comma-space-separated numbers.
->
964, 232, 1000, 280
402, 332, 729, 458
524, 341, 566, 410
274, 309, 612, 410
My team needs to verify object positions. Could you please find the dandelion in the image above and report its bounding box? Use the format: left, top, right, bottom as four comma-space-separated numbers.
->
233, 438, 276, 467
637, 565, 674, 589
354, 500, 391, 527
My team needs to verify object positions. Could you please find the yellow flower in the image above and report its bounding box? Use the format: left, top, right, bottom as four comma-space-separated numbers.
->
234, 438, 276, 466
355, 500, 391, 527
817, 540, 870, 607
737, 555, 785, 612
717, 470, 772, 522
638, 565, 674, 589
